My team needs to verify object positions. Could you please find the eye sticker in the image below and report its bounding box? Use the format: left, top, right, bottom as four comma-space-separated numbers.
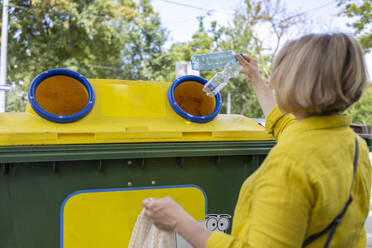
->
204, 214, 232, 233
206, 217, 218, 231
217, 217, 230, 232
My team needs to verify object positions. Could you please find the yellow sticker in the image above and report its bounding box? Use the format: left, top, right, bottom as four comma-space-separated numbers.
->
61, 185, 207, 248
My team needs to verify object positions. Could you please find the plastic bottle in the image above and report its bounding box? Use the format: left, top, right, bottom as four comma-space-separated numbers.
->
190, 51, 242, 97
191, 51, 237, 71
203, 62, 242, 97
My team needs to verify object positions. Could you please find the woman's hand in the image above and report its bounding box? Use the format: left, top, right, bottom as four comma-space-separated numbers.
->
142, 196, 186, 232
236, 54, 276, 118
236, 54, 263, 85
142, 196, 213, 248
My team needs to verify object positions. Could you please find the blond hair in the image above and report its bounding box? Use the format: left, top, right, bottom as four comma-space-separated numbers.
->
271, 33, 369, 114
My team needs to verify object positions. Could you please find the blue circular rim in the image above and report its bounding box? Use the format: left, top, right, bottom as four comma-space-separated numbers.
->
28, 68, 95, 123
168, 75, 222, 123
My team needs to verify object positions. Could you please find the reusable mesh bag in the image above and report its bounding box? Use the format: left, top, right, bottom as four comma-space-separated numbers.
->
128, 209, 177, 248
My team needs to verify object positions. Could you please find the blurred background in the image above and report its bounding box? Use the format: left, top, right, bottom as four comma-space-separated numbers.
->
0, 0, 370, 128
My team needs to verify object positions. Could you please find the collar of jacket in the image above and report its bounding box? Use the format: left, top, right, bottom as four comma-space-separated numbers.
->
280, 114, 352, 140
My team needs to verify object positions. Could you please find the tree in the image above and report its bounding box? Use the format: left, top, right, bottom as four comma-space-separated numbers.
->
337, 0, 371, 126
2, 0, 170, 111
166, 16, 218, 81
117, 0, 172, 81
346, 86, 372, 127
168, 0, 305, 117
338, 0, 371, 52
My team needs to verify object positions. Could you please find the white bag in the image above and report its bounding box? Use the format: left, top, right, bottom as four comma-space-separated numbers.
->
128, 209, 177, 248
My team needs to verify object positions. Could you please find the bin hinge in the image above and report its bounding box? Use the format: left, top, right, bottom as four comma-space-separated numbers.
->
252, 155, 260, 167
176, 157, 184, 167
1, 163, 9, 174
215, 156, 222, 166
98, 160, 103, 171
52, 161, 57, 173
140, 158, 145, 168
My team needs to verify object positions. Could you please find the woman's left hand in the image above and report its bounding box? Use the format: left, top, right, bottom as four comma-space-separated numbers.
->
142, 196, 186, 232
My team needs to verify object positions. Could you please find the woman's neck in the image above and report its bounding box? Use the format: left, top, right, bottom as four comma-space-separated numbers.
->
293, 112, 311, 121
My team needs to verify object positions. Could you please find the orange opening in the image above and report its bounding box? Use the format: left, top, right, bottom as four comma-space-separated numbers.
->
35, 75, 89, 116
174, 81, 216, 116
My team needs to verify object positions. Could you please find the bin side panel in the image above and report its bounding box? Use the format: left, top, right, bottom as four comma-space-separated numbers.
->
0, 150, 269, 247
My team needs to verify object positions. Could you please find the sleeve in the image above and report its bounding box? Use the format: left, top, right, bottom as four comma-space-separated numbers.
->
265, 106, 296, 141
206, 156, 314, 248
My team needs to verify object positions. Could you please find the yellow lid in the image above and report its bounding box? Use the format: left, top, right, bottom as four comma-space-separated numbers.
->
0, 79, 273, 146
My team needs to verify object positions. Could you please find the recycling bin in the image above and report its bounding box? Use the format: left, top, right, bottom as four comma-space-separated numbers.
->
0, 69, 275, 247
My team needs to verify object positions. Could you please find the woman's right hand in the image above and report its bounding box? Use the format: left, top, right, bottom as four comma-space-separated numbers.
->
236, 54, 263, 85
236, 54, 276, 118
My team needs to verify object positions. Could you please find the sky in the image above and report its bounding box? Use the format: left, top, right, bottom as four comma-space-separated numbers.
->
151, 0, 371, 76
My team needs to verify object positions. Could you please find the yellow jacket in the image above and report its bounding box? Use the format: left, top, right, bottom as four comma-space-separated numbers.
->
207, 107, 371, 248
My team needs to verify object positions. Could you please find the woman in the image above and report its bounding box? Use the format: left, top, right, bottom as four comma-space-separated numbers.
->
142, 33, 371, 247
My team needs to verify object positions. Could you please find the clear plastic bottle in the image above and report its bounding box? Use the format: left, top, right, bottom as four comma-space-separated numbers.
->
203, 62, 242, 97
191, 51, 237, 71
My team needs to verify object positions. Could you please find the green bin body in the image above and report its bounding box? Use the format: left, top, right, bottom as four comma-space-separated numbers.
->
0, 141, 275, 247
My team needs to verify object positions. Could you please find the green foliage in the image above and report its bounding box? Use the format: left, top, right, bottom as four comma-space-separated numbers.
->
166, 16, 217, 81
346, 86, 372, 127
2, 0, 371, 126
3, 0, 170, 111
338, 0, 371, 125
167, 0, 301, 117
338, 0, 371, 52
215, 1, 274, 117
